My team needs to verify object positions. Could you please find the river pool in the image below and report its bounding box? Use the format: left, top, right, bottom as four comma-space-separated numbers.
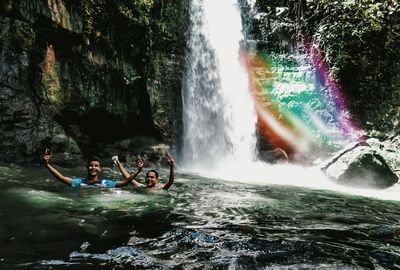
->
0, 163, 399, 269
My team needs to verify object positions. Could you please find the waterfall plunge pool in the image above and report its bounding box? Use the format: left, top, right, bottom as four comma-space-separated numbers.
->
0, 163, 399, 269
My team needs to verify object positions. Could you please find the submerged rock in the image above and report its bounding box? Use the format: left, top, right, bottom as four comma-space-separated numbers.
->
321, 140, 399, 189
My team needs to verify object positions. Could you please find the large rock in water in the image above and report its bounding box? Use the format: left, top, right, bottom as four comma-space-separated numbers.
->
321, 141, 399, 189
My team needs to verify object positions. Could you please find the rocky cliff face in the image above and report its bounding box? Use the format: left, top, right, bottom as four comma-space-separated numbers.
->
1, 0, 399, 166
0, 0, 188, 165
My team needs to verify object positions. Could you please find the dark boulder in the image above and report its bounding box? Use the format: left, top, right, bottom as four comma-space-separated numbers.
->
258, 148, 289, 164
321, 141, 398, 189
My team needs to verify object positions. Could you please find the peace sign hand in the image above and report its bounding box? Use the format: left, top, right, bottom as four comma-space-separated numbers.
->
137, 156, 144, 172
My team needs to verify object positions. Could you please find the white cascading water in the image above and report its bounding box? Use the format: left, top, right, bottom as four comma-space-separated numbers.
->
181, 0, 400, 201
181, 0, 257, 171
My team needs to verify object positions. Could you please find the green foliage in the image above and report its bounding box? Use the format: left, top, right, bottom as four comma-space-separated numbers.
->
305, 1, 399, 71
78, 0, 186, 55
147, 1, 188, 53
302, 0, 400, 132
116, 0, 154, 26
9, 20, 34, 53
80, 0, 156, 40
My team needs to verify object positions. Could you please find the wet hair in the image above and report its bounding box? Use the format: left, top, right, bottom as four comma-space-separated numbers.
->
86, 157, 101, 168
146, 169, 158, 179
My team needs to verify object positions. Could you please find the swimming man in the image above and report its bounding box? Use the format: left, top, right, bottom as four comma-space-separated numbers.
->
115, 154, 175, 190
43, 149, 142, 188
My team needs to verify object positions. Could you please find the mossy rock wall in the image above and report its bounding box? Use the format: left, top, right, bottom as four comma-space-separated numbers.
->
0, 0, 188, 164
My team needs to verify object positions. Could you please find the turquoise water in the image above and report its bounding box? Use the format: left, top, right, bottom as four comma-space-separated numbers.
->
0, 163, 399, 269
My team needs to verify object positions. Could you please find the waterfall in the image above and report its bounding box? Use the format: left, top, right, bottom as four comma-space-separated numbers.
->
181, 0, 257, 171
178, 0, 397, 200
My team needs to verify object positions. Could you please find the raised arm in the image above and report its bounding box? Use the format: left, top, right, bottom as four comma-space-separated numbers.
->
115, 157, 144, 188
128, 157, 145, 188
43, 148, 72, 186
162, 154, 175, 190
115, 159, 131, 179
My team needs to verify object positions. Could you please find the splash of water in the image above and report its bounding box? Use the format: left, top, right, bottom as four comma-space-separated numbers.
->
242, 50, 363, 160
179, 0, 399, 201
181, 0, 257, 171
180, 0, 331, 189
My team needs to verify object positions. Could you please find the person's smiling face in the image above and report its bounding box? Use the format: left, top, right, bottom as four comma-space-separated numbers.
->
87, 160, 101, 176
145, 171, 158, 187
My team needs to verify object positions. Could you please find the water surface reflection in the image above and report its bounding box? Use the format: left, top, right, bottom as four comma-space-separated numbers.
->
0, 164, 399, 269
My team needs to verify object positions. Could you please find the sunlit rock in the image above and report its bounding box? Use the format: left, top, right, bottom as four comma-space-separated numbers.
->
47, 0, 72, 31
378, 135, 400, 178
321, 141, 398, 189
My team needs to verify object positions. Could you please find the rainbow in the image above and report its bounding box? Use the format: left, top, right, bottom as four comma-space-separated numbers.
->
241, 44, 362, 159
